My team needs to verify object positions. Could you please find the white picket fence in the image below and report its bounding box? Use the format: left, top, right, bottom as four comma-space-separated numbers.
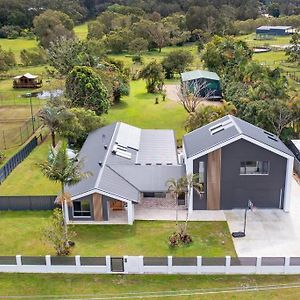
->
2, 255, 300, 274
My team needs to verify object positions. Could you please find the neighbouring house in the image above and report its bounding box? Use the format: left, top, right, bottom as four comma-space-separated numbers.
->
289, 140, 300, 177
13, 73, 42, 89
180, 70, 222, 100
256, 26, 295, 36
66, 116, 294, 225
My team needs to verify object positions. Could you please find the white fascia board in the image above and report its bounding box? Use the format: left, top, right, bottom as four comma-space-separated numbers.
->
71, 189, 134, 204
283, 156, 294, 212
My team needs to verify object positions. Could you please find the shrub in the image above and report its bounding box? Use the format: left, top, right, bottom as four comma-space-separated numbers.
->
168, 226, 193, 248
0, 151, 6, 164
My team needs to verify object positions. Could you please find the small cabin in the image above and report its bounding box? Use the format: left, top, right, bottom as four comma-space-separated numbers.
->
13, 73, 42, 89
256, 26, 295, 36
180, 70, 222, 100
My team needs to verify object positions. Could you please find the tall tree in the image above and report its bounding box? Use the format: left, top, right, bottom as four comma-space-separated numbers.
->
286, 33, 300, 66
47, 38, 97, 75
139, 61, 164, 93
162, 50, 193, 79
33, 9, 74, 48
39, 105, 72, 148
39, 142, 91, 250
66, 66, 110, 115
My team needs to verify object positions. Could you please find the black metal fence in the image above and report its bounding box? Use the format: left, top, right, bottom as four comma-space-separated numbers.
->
0, 195, 57, 210
0, 115, 42, 150
0, 137, 38, 183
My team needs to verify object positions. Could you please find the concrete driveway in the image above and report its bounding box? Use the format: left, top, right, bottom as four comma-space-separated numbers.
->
225, 177, 300, 257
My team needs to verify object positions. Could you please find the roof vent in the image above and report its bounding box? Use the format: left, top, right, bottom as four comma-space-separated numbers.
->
104, 145, 108, 150
98, 161, 102, 167
209, 119, 234, 135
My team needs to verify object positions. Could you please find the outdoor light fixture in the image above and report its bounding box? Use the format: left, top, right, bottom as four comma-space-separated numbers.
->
232, 200, 254, 238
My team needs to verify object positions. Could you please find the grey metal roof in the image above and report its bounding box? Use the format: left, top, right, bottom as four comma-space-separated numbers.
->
68, 122, 181, 202
137, 129, 178, 164
257, 26, 293, 30
183, 115, 293, 158
66, 123, 117, 198
181, 70, 220, 82
110, 165, 185, 192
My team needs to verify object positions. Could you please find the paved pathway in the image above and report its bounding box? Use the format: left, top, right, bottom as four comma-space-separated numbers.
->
225, 177, 300, 257
135, 207, 226, 221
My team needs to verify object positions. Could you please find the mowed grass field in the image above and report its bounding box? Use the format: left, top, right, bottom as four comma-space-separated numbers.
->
0, 136, 60, 195
0, 211, 235, 256
1, 273, 300, 299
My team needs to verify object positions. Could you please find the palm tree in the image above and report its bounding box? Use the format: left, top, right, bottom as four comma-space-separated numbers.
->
183, 173, 204, 232
166, 176, 186, 226
39, 142, 91, 244
166, 174, 203, 230
39, 105, 70, 148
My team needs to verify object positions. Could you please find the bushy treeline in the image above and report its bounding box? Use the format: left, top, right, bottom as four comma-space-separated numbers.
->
235, 14, 300, 34
0, 0, 299, 32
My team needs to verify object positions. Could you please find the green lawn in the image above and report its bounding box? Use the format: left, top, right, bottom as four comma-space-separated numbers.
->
237, 33, 291, 46
105, 80, 187, 141
109, 43, 202, 69
0, 211, 235, 256
74, 22, 88, 40
0, 137, 59, 195
1, 273, 300, 299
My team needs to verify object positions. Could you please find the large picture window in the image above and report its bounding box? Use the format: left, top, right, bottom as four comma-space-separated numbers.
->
73, 200, 91, 217
240, 161, 269, 175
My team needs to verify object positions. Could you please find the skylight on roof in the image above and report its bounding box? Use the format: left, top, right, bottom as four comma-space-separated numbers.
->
209, 119, 234, 135
263, 130, 278, 142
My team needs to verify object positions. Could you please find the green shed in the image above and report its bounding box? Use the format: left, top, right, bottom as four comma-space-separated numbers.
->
181, 70, 222, 100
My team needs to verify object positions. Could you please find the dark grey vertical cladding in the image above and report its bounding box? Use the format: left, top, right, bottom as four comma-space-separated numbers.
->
68, 195, 94, 221
102, 196, 109, 221
192, 154, 207, 210
220, 139, 287, 209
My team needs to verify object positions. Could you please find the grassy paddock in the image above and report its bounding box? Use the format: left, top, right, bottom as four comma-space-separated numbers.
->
106, 80, 187, 140
0, 137, 59, 195
0, 273, 300, 299
0, 211, 235, 256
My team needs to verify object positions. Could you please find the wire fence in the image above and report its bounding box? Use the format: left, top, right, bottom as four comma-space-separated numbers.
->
0, 115, 42, 150
0, 93, 46, 107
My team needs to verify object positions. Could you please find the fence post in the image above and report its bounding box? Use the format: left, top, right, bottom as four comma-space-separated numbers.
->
256, 257, 262, 274
106, 256, 111, 274
16, 255, 22, 266
75, 255, 81, 267
225, 256, 231, 274
123, 255, 128, 274
197, 256, 202, 274
167, 256, 172, 274
284, 257, 290, 274
139, 256, 144, 274
2, 131, 6, 150
45, 255, 51, 269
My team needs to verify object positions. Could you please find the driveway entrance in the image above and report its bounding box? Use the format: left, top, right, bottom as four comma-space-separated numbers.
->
225, 177, 300, 257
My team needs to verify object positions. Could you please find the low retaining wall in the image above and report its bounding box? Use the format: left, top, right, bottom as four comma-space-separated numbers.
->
0, 196, 57, 210
1, 255, 300, 275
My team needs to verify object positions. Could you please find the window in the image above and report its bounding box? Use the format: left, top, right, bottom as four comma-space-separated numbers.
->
177, 192, 186, 205
73, 200, 91, 217
199, 161, 205, 184
143, 192, 166, 198
240, 161, 269, 175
